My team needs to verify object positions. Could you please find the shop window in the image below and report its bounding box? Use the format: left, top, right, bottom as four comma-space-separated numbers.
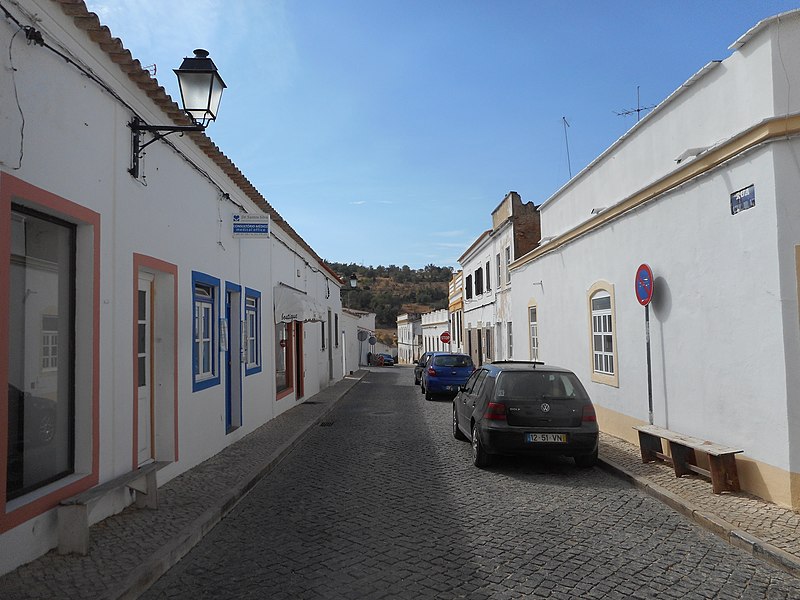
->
7, 206, 75, 500
276, 322, 293, 394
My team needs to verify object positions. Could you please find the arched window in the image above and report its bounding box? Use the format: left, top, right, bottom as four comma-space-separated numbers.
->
588, 282, 618, 387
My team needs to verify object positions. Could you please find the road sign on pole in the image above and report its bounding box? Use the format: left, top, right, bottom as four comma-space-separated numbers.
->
635, 263, 654, 306
440, 331, 451, 344
635, 263, 655, 424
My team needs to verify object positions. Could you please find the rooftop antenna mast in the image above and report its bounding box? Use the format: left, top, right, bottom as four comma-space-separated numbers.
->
562, 116, 572, 179
614, 86, 656, 122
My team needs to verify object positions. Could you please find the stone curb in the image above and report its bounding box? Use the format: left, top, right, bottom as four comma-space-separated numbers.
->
597, 454, 800, 579
108, 372, 367, 600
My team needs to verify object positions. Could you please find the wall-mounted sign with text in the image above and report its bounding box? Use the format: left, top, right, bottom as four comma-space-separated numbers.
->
232, 213, 270, 238
730, 185, 755, 215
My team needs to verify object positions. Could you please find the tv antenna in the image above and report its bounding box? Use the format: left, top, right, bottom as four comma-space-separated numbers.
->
562, 116, 572, 179
614, 86, 655, 122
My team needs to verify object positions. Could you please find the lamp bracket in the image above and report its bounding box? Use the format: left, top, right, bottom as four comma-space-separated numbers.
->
128, 116, 205, 178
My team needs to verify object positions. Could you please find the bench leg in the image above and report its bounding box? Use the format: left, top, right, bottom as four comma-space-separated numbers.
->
668, 442, 697, 479
131, 468, 159, 509
637, 431, 663, 463
57, 504, 89, 555
709, 454, 740, 494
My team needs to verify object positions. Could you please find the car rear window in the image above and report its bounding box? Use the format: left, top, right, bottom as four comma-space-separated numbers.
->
433, 355, 473, 368
495, 371, 589, 401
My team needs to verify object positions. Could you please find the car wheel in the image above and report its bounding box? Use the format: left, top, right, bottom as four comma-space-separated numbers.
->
425, 387, 433, 401
472, 424, 491, 468
452, 404, 466, 440
574, 448, 598, 468
414, 376, 419, 385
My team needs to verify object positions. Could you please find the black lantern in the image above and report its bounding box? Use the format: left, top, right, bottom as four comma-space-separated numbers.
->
129, 49, 226, 178
174, 49, 226, 126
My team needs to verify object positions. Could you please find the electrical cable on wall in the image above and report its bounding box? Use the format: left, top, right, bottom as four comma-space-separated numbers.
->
0, 0, 246, 210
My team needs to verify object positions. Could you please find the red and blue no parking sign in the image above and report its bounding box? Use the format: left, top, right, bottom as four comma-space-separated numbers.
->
635, 263, 654, 306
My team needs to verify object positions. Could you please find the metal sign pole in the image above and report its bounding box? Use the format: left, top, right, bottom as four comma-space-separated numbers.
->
635, 263, 655, 425
645, 304, 654, 425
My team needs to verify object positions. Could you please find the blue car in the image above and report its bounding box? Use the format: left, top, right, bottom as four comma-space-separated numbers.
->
421, 353, 474, 401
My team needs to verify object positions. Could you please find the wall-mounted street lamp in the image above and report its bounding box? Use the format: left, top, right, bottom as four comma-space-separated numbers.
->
129, 49, 226, 178
340, 273, 359, 308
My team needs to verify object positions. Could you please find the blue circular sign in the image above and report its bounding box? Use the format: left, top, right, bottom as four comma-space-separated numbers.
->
635, 264, 654, 306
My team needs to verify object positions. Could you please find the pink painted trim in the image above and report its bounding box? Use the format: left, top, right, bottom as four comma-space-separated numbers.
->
0, 172, 100, 534
132, 254, 179, 468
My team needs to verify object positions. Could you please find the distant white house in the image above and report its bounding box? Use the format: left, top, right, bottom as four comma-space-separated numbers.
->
341, 308, 377, 372
396, 313, 422, 364
421, 309, 450, 353
509, 9, 800, 510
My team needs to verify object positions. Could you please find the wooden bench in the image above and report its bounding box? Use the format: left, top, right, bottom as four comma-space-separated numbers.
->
58, 462, 163, 555
633, 425, 743, 494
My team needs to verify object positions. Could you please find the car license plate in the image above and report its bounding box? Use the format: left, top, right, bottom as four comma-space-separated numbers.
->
526, 433, 567, 443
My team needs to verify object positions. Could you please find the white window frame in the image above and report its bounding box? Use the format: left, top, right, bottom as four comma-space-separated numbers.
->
244, 290, 261, 374
588, 281, 619, 387
507, 322, 513, 359
529, 304, 539, 361
496, 253, 501, 288
505, 246, 511, 284
193, 271, 220, 391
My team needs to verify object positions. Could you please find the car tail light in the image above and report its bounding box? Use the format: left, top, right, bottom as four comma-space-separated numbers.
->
582, 405, 597, 422
427, 366, 437, 376
485, 402, 507, 421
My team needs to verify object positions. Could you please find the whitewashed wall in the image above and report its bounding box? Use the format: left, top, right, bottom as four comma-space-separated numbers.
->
507, 13, 800, 505
0, 0, 342, 572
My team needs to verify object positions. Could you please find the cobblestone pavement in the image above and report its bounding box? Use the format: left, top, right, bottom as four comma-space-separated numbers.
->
0, 374, 365, 600
142, 369, 800, 599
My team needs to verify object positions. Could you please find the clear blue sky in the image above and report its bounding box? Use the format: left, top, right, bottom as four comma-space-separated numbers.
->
87, 1, 799, 269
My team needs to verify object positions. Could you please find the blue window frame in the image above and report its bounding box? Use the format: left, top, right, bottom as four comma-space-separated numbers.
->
245, 287, 262, 375
192, 271, 220, 391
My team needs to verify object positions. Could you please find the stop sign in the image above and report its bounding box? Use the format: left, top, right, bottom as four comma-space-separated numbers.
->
440, 331, 451, 344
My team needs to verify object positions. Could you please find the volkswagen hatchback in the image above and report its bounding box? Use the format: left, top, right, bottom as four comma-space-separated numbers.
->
452, 361, 598, 468
421, 353, 474, 400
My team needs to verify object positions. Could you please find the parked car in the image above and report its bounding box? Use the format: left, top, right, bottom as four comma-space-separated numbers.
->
413, 352, 434, 385
452, 361, 598, 468
376, 353, 395, 366
420, 352, 474, 401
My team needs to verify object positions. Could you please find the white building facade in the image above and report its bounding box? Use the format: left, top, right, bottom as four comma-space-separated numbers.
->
0, 0, 346, 573
421, 309, 450, 353
460, 192, 540, 366
448, 271, 465, 354
341, 308, 377, 372
509, 10, 800, 509
396, 313, 421, 365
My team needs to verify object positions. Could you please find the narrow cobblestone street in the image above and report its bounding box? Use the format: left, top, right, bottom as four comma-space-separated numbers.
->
143, 369, 800, 599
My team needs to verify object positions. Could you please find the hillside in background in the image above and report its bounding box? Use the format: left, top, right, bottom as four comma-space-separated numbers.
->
328, 263, 452, 334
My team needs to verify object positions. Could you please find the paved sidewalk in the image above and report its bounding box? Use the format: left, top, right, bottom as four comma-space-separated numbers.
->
599, 432, 800, 578
1, 373, 799, 598
0, 372, 367, 600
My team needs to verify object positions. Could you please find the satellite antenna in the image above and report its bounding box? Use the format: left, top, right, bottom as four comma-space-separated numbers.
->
614, 86, 655, 122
